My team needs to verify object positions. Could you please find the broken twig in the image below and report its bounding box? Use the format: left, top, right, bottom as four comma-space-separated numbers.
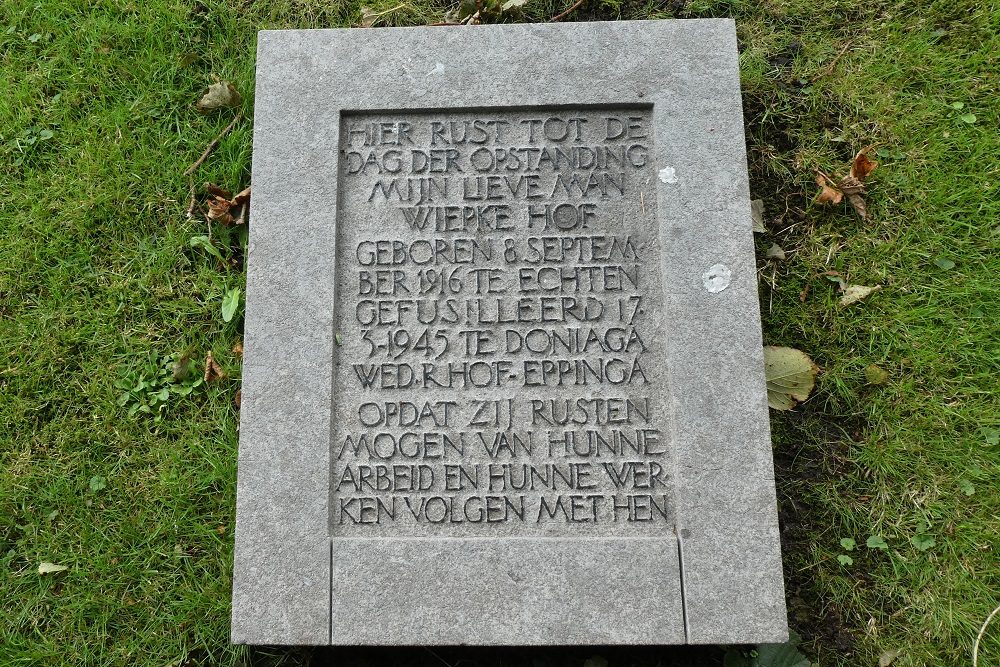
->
551, 0, 586, 22
184, 112, 242, 177
186, 176, 197, 219
812, 40, 853, 81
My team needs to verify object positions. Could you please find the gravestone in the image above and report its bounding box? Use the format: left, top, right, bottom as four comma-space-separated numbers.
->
232, 19, 787, 646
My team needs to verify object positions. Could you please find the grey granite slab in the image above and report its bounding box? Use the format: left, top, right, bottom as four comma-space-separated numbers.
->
233, 18, 786, 646
330, 538, 684, 645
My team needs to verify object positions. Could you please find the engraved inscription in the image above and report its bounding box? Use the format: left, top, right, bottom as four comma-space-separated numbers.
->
331, 108, 672, 537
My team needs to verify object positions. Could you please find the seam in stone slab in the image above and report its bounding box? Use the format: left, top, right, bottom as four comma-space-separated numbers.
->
328, 538, 333, 645
676, 530, 689, 643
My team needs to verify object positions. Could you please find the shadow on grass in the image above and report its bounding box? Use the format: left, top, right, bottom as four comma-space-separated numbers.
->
245, 645, 727, 667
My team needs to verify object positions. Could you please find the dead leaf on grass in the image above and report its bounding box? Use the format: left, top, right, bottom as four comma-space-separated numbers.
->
838, 174, 868, 219
840, 283, 880, 306
851, 150, 879, 181
206, 196, 234, 225
234, 388, 242, 409
231, 186, 251, 207
203, 186, 250, 226
204, 183, 232, 199
204, 351, 226, 383
766, 243, 786, 260
195, 79, 242, 113
230, 186, 251, 225
878, 649, 902, 667
38, 562, 68, 575
359, 6, 379, 26
814, 172, 844, 205
764, 346, 819, 411
751, 198, 766, 233
232, 340, 243, 357
814, 148, 879, 218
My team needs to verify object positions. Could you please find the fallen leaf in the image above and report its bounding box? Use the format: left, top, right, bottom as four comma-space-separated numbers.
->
204, 183, 232, 199
864, 364, 889, 385
206, 196, 234, 225
960, 113, 977, 124
814, 172, 843, 205
850, 148, 878, 181
230, 186, 251, 224
764, 346, 819, 411
766, 243, 786, 260
204, 351, 226, 382
38, 562, 68, 575
501, 0, 530, 10
231, 186, 251, 207
234, 389, 242, 409
878, 649, 902, 666
751, 198, 766, 233
837, 174, 868, 219
232, 340, 243, 357
195, 80, 242, 113
840, 284, 880, 306
933, 257, 956, 270
359, 6, 379, 27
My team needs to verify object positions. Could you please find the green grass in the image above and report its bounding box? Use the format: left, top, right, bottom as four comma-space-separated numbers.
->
1, 1, 997, 665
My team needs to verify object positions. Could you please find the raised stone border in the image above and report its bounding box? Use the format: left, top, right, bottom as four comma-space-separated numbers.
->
232, 19, 786, 645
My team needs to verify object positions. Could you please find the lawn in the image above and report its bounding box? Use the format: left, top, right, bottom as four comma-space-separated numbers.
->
1, 1, 997, 665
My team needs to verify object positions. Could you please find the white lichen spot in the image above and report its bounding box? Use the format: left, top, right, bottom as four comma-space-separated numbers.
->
658, 166, 678, 184
702, 263, 732, 293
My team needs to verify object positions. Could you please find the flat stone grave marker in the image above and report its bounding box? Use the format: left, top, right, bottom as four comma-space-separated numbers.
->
233, 19, 787, 646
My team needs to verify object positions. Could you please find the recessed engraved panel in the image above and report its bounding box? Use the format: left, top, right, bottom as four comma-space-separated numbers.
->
331, 108, 671, 537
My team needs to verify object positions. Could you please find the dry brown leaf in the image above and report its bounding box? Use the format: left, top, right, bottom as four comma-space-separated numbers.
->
232, 339, 243, 357
204, 183, 232, 199
206, 197, 235, 226
837, 174, 868, 219
840, 284, 881, 306
195, 80, 242, 113
204, 351, 226, 382
234, 389, 242, 409
231, 186, 251, 225
231, 186, 251, 207
850, 149, 878, 181
814, 173, 843, 205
